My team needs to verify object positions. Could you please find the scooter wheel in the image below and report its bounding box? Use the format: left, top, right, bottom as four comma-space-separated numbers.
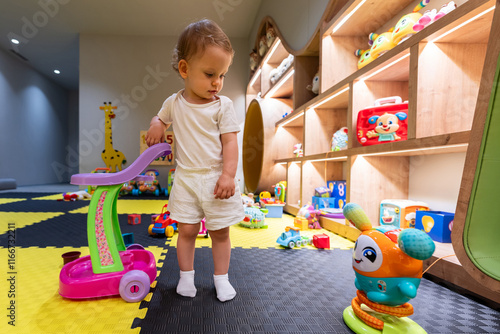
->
119, 270, 151, 302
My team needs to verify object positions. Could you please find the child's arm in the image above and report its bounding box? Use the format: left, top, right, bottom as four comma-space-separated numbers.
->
145, 116, 169, 147
214, 132, 238, 199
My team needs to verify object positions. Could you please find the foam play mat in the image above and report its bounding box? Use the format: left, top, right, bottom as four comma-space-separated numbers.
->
0, 192, 499, 333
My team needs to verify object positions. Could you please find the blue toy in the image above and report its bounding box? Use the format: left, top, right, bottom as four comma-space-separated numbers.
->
276, 226, 302, 248
342, 203, 435, 333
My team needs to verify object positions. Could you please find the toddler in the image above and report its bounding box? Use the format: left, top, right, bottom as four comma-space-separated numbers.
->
145, 19, 244, 302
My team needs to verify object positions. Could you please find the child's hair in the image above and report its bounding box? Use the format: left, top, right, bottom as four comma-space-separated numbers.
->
172, 19, 234, 73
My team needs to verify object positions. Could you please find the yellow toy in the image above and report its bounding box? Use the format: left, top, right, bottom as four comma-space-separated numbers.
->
100, 102, 127, 172
355, 34, 377, 69
392, 0, 430, 45
369, 28, 396, 59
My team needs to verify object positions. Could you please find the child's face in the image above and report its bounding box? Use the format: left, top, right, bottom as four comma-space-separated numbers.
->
180, 45, 232, 104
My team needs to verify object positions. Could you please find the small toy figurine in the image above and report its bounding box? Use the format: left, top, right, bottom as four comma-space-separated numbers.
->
331, 127, 348, 151
342, 203, 435, 333
266, 26, 277, 47
259, 35, 268, 56
392, 0, 430, 45
369, 28, 396, 59
306, 71, 320, 94
250, 49, 259, 71
355, 49, 376, 69
293, 143, 303, 157
101, 102, 127, 172
297, 204, 321, 229
366, 112, 407, 142
62, 190, 92, 201
413, 1, 456, 32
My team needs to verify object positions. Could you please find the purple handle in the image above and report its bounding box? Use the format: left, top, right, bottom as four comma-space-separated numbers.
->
71, 143, 171, 186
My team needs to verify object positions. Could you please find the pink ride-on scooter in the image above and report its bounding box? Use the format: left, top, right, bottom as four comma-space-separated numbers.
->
59, 143, 171, 302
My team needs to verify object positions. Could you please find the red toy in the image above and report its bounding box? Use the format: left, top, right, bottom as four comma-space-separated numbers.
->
313, 233, 330, 249
128, 214, 141, 225
149, 204, 177, 237
357, 96, 408, 146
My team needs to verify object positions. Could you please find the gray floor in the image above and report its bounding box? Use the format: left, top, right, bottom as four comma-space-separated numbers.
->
0, 183, 80, 193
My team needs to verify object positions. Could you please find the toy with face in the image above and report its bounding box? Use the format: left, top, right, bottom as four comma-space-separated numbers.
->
355, 49, 376, 69
369, 30, 396, 58
138, 169, 159, 192
266, 26, 276, 47
249, 50, 259, 71
393, 12, 423, 44
366, 112, 407, 142
344, 203, 435, 306
259, 35, 268, 56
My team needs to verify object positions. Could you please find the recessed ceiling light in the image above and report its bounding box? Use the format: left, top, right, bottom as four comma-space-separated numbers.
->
54, 69, 60, 74
11, 38, 19, 44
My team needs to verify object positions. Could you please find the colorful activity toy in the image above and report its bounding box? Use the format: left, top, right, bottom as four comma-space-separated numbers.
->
380, 199, 429, 228
59, 143, 171, 302
342, 203, 435, 333
392, 0, 430, 45
415, 210, 454, 243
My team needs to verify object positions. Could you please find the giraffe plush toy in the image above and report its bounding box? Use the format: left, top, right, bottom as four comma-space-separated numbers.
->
100, 102, 126, 172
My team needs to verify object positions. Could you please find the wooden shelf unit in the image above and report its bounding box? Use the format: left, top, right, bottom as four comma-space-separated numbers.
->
245, 0, 500, 303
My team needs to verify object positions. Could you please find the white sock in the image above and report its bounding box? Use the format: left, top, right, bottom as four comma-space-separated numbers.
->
214, 273, 236, 302
177, 270, 196, 297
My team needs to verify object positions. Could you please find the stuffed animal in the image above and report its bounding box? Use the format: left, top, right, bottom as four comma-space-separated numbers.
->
266, 26, 277, 47
331, 127, 348, 151
250, 49, 259, 71
306, 71, 320, 95
413, 1, 456, 32
369, 28, 396, 59
293, 143, 303, 157
270, 67, 279, 84
259, 35, 268, 56
392, 0, 430, 45
62, 190, 92, 201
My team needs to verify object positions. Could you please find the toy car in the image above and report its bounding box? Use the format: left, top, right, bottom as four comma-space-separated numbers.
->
148, 204, 177, 237
133, 169, 168, 196
276, 226, 302, 248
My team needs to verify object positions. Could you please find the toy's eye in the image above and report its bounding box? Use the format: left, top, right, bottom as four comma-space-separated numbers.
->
362, 247, 377, 263
389, 121, 393, 125
378, 121, 383, 126
395, 208, 400, 214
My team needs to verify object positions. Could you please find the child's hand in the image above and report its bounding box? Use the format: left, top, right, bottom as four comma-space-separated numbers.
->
145, 117, 167, 147
214, 173, 235, 199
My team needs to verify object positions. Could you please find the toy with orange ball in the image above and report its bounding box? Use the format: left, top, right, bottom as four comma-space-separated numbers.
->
342, 203, 435, 333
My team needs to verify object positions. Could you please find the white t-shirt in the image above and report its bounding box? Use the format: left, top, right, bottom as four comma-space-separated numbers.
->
157, 91, 240, 168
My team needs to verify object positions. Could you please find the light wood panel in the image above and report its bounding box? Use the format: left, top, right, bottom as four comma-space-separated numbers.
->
305, 108, 347, 155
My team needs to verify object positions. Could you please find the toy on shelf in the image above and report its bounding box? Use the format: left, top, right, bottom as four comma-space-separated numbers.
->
133, 169, 167, 196
270, 54, 294, 84
266, 26, 276, 47
413, 2, 456, 32
101, 102, 127, 172
239, 206, 268, 229
355, 48, 376, 69
258, 35, 268, 56
293, 143, 303, 157
276, 226, 304, 248
62, 190, 92, 201
149, 204, 177, 237
306, 71, 320, 95
415, 210, 454, 243
342, 203, 435, 333
87, 167, 111, 194
357, 96, 408, 146
380, 199, 429, 228
392, 0, 431, 45
297, 204, 321, 229
331, 127, 348, 151
369, 28, 396, 59
249, 49, 259, 71
59, 143, 171, 302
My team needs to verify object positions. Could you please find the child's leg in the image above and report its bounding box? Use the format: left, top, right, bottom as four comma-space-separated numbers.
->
176, 222, 200, 297
209, 227, 236, 302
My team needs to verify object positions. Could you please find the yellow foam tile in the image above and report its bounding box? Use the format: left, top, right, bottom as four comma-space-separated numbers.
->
69, 199, 168, 215
0, 198, 26, 205
0, 212, 65, 234
0, 245, 164, 334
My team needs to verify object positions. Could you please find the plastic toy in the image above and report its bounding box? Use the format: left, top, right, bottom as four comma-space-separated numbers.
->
239, 206, 268, 229
100, 102, 127, 172
306, 71, 320, 95
293, 143, 303, 157
128, 214, 141, 225
342, 203, 435, 333
415, 210, 454, 243
331, 127, 348, 151
294, 216, 309, 230
87, 167, 111, 194
297, 204, 321, 229
413, 2, 456, 32
168, 168, 175, 196
149, 204, 177, 237
369, 28, 396, 59
266, 25, 276, 47
380, 199, 429, 228
62, 190, 92, 201
273, 181, 287, 203
313, 233, 330, 249
355, 48, 376, 69
133, 169, 167, 196
318, 207, 345, 219
357, 96, 408, 146
276, 226, 302, 248
392, 0, 430, 45
59, 143, 171, 302
315, 186, 331, 197
122, 233, 134, 247
120, 179, 137, 196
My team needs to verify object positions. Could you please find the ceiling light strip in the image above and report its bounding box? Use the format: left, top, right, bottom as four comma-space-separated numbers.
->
311, 86, 350, 109
279, 110, 304, 127
265, 69, 295, 98
249, 68, 261, 87
359, 143, 468, 157
360, 53, 410, 82
332, 0, 367, 34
